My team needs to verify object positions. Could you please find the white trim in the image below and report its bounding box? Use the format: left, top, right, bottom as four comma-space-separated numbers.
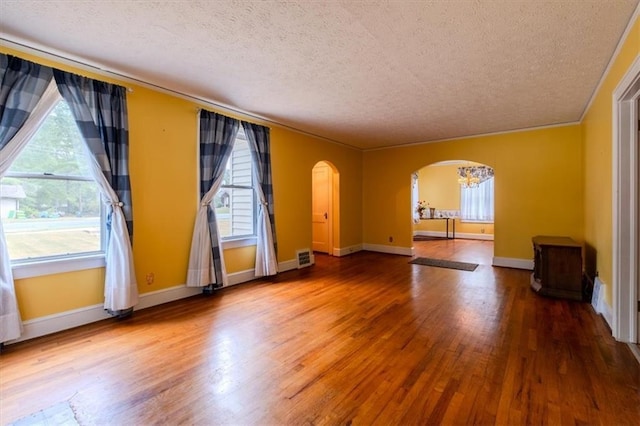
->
133, 285, 201, 310
581, 4, 640, 121
601, 296, 614, 332
7, 266, 270, 344
414, 231, 494, 241
221, 237, 257, 249
362, 243, 413, 256
333, 244, 363, 257
12, 254, 106, 279
612, 55, 640, 343
628, 343, 640, 365
8, 284, 201, 344
224, 268, 259, 287
492, 256, 534, 270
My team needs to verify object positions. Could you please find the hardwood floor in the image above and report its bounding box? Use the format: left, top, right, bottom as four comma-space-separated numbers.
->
1, 240, 639, 425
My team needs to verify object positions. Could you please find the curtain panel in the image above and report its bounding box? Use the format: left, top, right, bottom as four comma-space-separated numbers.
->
460, 177, 495, 222
53, 70, 138, 313
411, 172, 420, 223
0, 54, 54, 343
242, 121, 278, 277
187, 110, 239, 290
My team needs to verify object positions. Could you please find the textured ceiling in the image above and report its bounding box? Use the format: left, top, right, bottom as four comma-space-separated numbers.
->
0, 1, 638, 150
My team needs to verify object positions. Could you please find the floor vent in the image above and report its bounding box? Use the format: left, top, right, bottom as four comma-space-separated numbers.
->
296, 249, 312, 269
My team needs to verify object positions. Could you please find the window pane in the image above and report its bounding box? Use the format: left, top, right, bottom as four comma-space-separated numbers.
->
460, 177, 494, 222
213, 131, 256, 239
1, 97, 104, 262
8, 101, 91, 177
214, 187, 254, 238
228, 138, 252, 186
1, 177, 101, 260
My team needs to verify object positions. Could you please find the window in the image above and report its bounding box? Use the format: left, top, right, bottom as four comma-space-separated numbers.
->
460, 177, 494, 222
1, 98, 104, 263
213, 128, 256, 239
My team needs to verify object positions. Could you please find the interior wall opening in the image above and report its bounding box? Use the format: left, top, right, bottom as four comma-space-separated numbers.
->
312, 161, 340, 256
411, 160, 495, 264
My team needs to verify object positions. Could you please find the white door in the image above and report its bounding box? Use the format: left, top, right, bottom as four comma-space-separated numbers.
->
312, 162, 331, 254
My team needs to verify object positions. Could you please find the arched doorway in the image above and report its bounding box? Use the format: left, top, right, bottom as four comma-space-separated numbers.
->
312, 161, 340, 255
411, 160, 495, 262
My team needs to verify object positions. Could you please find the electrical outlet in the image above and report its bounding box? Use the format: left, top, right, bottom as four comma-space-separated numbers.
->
481, 228, 485, 234
146, 273, 154, 285
389, 236, 394, 243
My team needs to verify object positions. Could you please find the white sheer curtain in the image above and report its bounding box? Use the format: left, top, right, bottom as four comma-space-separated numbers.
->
253, 186, 277, 276
460, 177, 494, 221
0, 80, 59, 342
81, 146, 138, 310
187, 179, 228, 286
412, 172, 420, 223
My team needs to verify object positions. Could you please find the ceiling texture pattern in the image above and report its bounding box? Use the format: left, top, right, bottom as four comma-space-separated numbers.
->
1, 0, 638, 150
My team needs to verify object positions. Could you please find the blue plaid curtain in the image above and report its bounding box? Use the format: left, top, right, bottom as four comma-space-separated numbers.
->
242, 121, 277, 276
0, 54, 53, 343
53, 70, 138, 314
187, 110, 239, 290
54, 70, 133, 238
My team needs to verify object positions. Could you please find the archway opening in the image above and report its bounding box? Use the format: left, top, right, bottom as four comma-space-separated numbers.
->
411, 160, 495, 264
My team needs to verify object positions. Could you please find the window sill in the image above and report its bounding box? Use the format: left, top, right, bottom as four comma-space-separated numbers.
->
221, 236, 257, 249
12, 254, 106, 280
460, 220, 494, 224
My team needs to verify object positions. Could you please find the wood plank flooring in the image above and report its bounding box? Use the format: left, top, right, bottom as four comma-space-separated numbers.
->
1, 240, 639, 425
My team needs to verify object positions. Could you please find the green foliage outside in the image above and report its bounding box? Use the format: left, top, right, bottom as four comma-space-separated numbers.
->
2, 101, 101, 218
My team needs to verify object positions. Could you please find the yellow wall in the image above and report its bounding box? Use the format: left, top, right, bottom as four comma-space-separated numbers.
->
363, 124, 583, 260
2, 47, 363, 320
582, 16, 639, 304
413, 163, 494, 236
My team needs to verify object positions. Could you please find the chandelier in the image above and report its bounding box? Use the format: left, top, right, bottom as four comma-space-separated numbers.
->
457, 166, 494, 188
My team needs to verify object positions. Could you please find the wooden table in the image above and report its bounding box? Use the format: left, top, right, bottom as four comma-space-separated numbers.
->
420, 217, 455, 239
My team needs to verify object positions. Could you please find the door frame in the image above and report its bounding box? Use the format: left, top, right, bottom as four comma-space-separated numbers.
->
312, 161, 338, 255
612, 56, 639, 343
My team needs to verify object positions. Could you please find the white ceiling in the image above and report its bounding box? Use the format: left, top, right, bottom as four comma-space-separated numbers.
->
1, 1, 638, 150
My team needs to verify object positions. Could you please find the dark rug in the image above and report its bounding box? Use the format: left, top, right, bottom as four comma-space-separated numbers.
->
409, 257, 479, 271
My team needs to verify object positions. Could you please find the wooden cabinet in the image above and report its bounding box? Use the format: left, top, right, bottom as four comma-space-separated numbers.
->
530, 236, 583, 301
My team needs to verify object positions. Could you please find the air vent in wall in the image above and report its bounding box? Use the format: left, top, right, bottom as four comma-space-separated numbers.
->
296, 249, 312, 269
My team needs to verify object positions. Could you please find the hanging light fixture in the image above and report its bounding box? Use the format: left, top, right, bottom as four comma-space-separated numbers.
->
457, 166, 494, 189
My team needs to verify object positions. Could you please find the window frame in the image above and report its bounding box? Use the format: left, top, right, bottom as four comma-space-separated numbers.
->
2, 96, 107, 278
214, 128, 258, 244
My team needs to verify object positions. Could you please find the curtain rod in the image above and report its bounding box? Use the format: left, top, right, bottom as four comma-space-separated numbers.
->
0, 38, 359, 151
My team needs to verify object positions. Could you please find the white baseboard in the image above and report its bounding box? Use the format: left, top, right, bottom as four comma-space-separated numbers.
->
492, 256, 534, 270
601, 297, 613, 331
13, 284, 202, 344
414, 231, 494, 241
225, 269, 258, 288
363, 243, 413, 256
333, 244, 363, 257
10, 267, 270, 345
